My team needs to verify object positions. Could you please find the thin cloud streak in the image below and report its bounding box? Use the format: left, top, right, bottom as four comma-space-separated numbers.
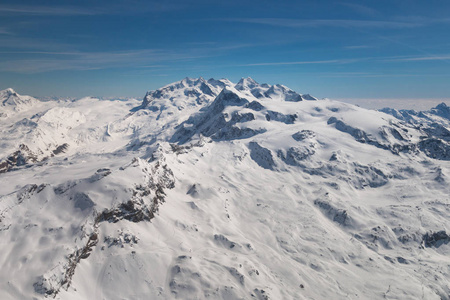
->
344, 45, 373, 50
0, 51, 84, 55
384, 55, 450, 62
0, 27, 11, 35
0, 37, 74, 51
0, 2, 187, 16
0, 49, 213, 73
320, 73, 450, 78
0, 40, 266, 73
242, 59, 362, 66
137, 65, 167, 69
0, 5, 101, 16
225, 18, 420, 29
287, 71, 450, 78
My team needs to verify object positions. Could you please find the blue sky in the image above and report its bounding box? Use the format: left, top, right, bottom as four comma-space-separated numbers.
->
1, 0, 450, 102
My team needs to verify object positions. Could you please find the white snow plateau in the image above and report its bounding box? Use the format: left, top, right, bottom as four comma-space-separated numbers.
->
0, 77, 449, 299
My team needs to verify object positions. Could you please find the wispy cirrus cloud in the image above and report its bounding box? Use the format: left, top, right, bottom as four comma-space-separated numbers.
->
344, 45, 373, 50
241, 58, 362, 67
0, 5, 101, 16
0, 2, 186, 16
0, 45, 234, 73
0, 27, 11, 35
223, 18, 421, 29
241, 55, 450, 69
383, 55, 450, 62
0, 49, 192, 73
318, 72, 448, 78
0, 36, 75, 51
11, 50, 444, 74
0, 51, 84, 55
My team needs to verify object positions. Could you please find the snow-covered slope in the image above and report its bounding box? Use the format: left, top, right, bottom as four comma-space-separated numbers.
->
0, 95, 141, 174
0, 79, 449, 300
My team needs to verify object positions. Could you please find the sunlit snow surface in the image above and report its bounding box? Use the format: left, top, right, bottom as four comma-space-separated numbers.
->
0, 78, 449, 299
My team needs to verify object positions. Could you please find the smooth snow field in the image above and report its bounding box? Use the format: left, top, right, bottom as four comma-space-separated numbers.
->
0, 78, 449, 299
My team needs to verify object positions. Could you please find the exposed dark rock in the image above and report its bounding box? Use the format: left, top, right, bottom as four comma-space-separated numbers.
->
97, 199, 155, 223
104, 231, 139, 248
87, 168, 111, 183
0, 144, 38, 173
314, 199, 350, 226
52, 143, 69, 155
59, 232, 99, 291
423, 231, 450, 248
17, 184, 46, 203
245, 101, 265, 111
214, 234, 241, 250
248, 142, 275, 170
54, 181, 77, 195
265, 110, 297, 124
277, 146, 315, 165
227, 267, 245, 285
418, 138, 450, 160
328, 117, 375, 144
292, 130, 315, 141
187, 184, 199, 198
73, 193, 95, 211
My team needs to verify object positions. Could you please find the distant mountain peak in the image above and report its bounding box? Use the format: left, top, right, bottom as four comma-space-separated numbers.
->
139, 76, 317, 114
181, 77, 206, 87
1, 88, 39, 110
435, 102, 449, 110
381, 101, 450, 126
215, 86, 248, 105
431, 102, 450, 119
235, 77, 259, 91
0, 88, 17, 97
301, 93, 318, 101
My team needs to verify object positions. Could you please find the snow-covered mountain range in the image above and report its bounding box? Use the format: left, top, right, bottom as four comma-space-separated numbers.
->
0, 78, 449, 299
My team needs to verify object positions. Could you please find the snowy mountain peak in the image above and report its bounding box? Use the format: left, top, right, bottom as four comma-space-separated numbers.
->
301, 93, 318, 101
0, 88, 39, 111
0, 88, 19, 101
436, 102, 448, 109
141, 77, 228, 109
140, 77, 316, 114
264, 84, 302, 102
214, 86, 249, 107
0, 87, 17, 96
431, 102, 450, 119
381, 101, 450, 126
180, 76, 206, 87
235, 77, 259, 91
